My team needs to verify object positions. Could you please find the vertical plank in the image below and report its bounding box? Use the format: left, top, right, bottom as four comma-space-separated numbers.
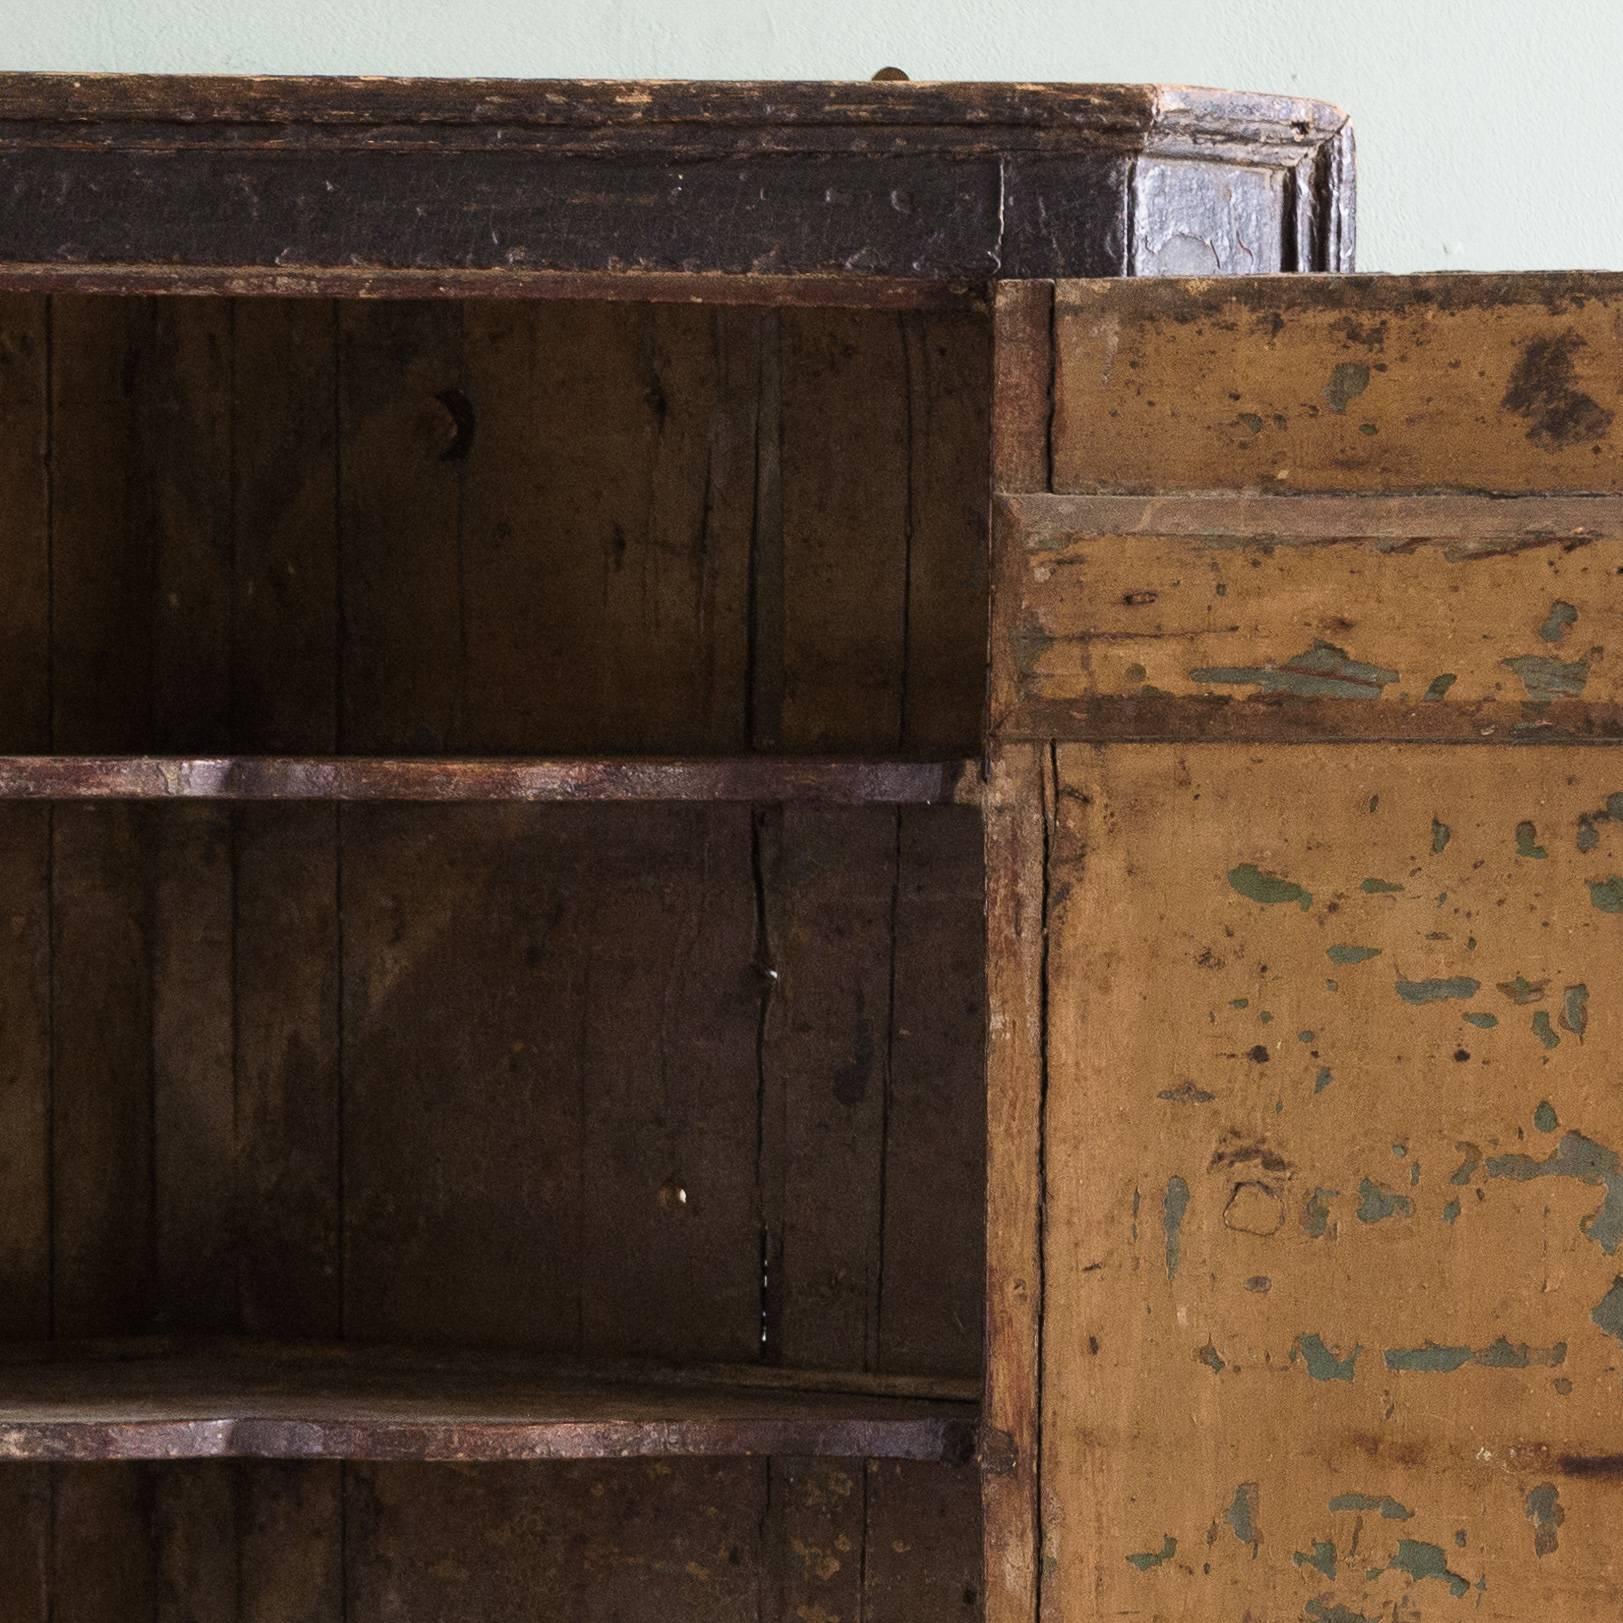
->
239, 1463, 343, 1623
865, 1460, 986, 1623
981, 744, 1048, 1623
764, 1459, 866, 1623
0, 291, 52, 1623
989, 283, 1053, 497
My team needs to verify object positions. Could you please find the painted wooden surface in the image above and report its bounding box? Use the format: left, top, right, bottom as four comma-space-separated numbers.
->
1044, 742, 1623, 1622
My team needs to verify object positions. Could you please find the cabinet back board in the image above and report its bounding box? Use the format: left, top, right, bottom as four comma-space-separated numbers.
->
988, 273, 1623, 1623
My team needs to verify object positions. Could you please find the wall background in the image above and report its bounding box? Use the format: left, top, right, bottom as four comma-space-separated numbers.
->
3, 0, 1617, 274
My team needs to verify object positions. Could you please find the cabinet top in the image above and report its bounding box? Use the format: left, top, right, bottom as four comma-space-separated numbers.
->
0, 74, 1345, 153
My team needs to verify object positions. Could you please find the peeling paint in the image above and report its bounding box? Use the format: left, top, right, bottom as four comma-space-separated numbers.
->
1324, 361, 1370, 413
1360, 877, 1404, 894
1487, 1131, 1623, 1254
1192, 642, 1397, 701
1314, 1066, 1334, 1094
1293, 1334, 1359, 1382
1450, 1144, 1481, 1185
1302, 1187, 1339, 1237
1304, 1600, 1374, 1623
1535, 1100, 1559, 1133
1389, 1538, 1470, 1597
1497, 974, 1547, 1004
1463, 1011, 1498, 1029
1532, 1009, 1560, 1050
1525, 1484, 1564, 1557
1502, 653, 1589, 699
1395, 976, 1479, 1004
1125, 1535, 1176, 1571
1225, 1482, 1261, 1551
1422, 673, 1456, 702
1228, 863, 1312, 910
1382, 1338, 1565, 1372
1327, 1492, 1412, 1521
1158, 1080, 1216, 1104
1442, 1198, 1461, 1223
1539, 600, 1579, 644
1562, 983, 1589, 1039
1589, 875, 1623, 913
1293, 1540, 1337, 1581
1326, 944, 1381, 965
1593, 1277, 1623, 1343
1431, 817, 1451, 853
1197, 1341, 1226, 1374
1162, 1176, 1189, 1280
1356, 1178, 1413, 1224
1515, 821, 1548, 859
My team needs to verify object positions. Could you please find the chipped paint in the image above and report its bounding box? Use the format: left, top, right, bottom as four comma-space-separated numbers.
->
1431, 817, 1451, 853
1515, 821, 1548, 859
1292, 1334, 1359, 1382
1324, 361, 1370, 414
1302, 1187, 1338, 1237
1501, 653, 1589, 699
1525, 1484, 1564, 1557
1304, 1600, 1374, 1623
1463, 1011, 1498, 1029
1498, 974, 1548, 1004
1225, 1482, 1261, 1551
1395, 976, 1479, 1004
1360, 877, 1404, 894
1389, 1538, 1470, 1597
1562, 983, 1589, 1038
1314, 1066, 1334, 1094
1487, 1131, 1623, 1254
1588, 875, 1623, 912
1539, 600, 1579, 644
1197, 1341, 1226, 1374
1442, 1198, 1461, 1223
1158, 1080, 1216, 1104
1535, 1100, 1559, 1133
1191, 642, 1398, 701
1293, 1540, 1337, 1580
1228, 863, 1312, 910
1356, 1178, 1413, 1224
1592, 1277, 1623, 1343
1382, 1338, 1565, 1372
1532, 1010, 1560, 1050
1162, 1176, 1190, 1280
1422, 674, 1456, 702
1326, 944, 1381, 965
1124, 1535, 1176, 1572
1450, 1144, 1482, 1185
1328, 1492, 1413, 1521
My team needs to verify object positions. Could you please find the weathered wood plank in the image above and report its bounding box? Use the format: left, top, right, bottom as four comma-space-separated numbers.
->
1042, 741, 1623, 1623
990, 283, 1053, 497
995, 491, 1623, 741
1052, 274, 1623, 494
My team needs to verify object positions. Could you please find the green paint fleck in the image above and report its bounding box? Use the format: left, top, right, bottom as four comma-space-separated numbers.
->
1532, 1010, 1560, 1050
1578, 816, 1601, 853
1293, 1540, 1337, 1581
1539, 601, 1579, 644
1409, 1161, 1422, 1187
1592, 1277, 1623, 1344
1498, 974, 1547, 1004
1191, 641, 1397, 701
1383, 1338, 1564, 1373
1228, 863, 1312, 910
1230, 997, 1249, 1008
1225, 1482, 1261, 1550
1157, 1081, 1216, 1104
1449, 1144, 1481, 1185
1326, 978, 1339, 991
1162, 1177, 1189, 1281
1197, 1340, 1225, 1374
1293, 1333, 1359, 1382
1422, 673, 1457, 702
1431, 817, 1451, 854
1488, 1132, 1623, 1254
1395, 976, 1480, 1004
1304, 1600, 1374, 1623
1298, 1029, 1315, 1042
1562, 983, 1589, 1040
1302, 1187, 1338, 1237
1245, 1275, 1271, 1293
1328, 1492, 1412, 1520
1326, 943, 1381, 965
1313, 1067, 1333, 1094
1324, 361, 1370, 413
1361, 877, 1404, 894
1535, 1100, 1559, 1133
1502, 653, 1589, 699
1526, 1484, 1564, 1557
1516, 821, 1548, 860
1356, 1178, 1413, 1224
1442, 1198, 1461, 1224
1463, 1011, 1498, 1029
1259, 1010, 1273, 1024
1590, 876, 1623, 913
1390, 1538, 1470, 1597
1125, 1535, 1176, 1572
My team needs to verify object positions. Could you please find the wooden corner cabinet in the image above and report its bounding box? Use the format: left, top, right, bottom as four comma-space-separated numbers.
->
0, 75, 1367, 1621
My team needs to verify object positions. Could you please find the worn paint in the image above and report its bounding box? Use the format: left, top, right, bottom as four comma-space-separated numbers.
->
1535, 1100, 1560, 1133
1450, 1144, 1482, 1185
1326, 944, 1381, 965
1293, 1334, 1359, 1382
1361, 877, 1404, 894
1395, 976, 1480, 1004
1328, 1492, 1413, 1521
1314, 1066, 1334, 1094
1592, 1277, 1623, 1344
1532, 1010, 1560, 1050
1225, 1482, 1261, 1551
1389, 1538, 1470, 1597
1539, 601, 1579, 644
1162, 1176, 1190, 1280
1463, 1011, 1498, 1029
1356, 1178, 1413, 1224
1442, 1198, 1461, 1223
1228, 863, 1312, 910
1302, 1188, 1339, 1237
1431, 817, 1451, 854
1588, 876, 1623, 912
1293, 1540, 1337, 1580
1502, 333, 1615, 450
1498, 974, 1547, 1004
1525, 1485, 1564, 1557
1422, 674, 1456, 702
1198, 1341, 1226, 1374
1324, 362, 1370, 414
1382, 1338, 1566, 1372
1577, 816, 1601, 853
1515, 821, 1548, 860
1124, 1535, 1176, 1572
1501, 654, 1589, 699
1191, 642, 1397, 701
1158, 1081, 1216, 1104
1561, 983, 1589, 1039
1487, 1131, 1623, 1254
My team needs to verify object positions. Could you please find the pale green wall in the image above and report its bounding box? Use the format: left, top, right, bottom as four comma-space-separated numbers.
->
5, 0, 1619, 272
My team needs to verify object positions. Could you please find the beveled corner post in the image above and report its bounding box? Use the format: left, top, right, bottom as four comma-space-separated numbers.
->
986, 271, 1623, 1623
0, 76, 1350, 303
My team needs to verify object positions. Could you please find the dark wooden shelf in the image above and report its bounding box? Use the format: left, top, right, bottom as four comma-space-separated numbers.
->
0, 1341, 980, 1463
0, 756, 980, 805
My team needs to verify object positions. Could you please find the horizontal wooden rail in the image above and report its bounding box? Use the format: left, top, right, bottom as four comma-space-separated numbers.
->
0, 1339, 980, 1463
0, 755, 982, 806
